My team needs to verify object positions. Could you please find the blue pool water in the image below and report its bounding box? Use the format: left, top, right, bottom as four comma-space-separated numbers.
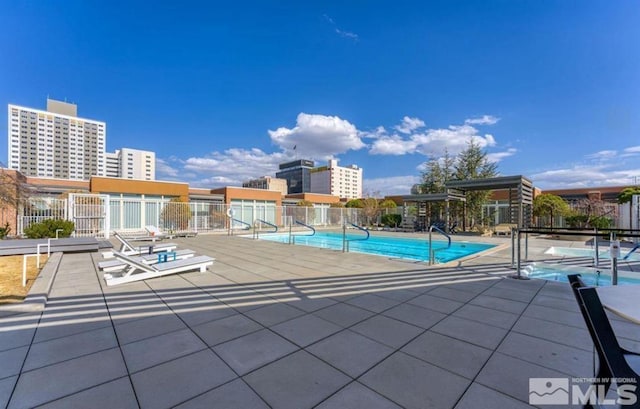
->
254, 232, 496, 263
524, 263, 640, 286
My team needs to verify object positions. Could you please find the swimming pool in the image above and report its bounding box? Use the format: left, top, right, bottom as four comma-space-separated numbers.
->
252, 232, 496, 263
545, 246, 640, 262
524, 262, 640, 286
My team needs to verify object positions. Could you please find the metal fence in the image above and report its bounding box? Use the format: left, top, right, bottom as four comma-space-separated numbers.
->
15, 194, 637, 237
15, 196, 366, 237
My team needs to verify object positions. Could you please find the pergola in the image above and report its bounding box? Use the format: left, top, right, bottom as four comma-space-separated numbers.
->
400, 175, 534, 232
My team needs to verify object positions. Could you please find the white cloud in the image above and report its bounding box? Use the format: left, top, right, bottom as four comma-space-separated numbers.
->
530, 146, 640, 189
369, 123, 497, 157
182, 148, 291, 187
268, 113, 365, 159
156, 158, 181, 178
324, 14, 359, 41
622, 146, 640, 157
586, 150, 617, 160
335, 28, 359, 41
395, 116, 425, 134
465, 115, 500, 125
487, 148, 517, 163
363, 175, 421, 196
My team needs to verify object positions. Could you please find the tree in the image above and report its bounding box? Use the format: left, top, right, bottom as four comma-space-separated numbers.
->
345, 199, 364, 208
379, 199, 397, 211
160, 198, 192, 230
454, 140, 499, 228
420, 149, 455, 194
618, 187, 640, 204
533, 194, 571, 227
0, 169, 32, 233
361, 197, 379, 226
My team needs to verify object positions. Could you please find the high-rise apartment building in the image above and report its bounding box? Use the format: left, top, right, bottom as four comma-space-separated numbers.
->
105, 148, 155, 180
275, 159, 315, 194
310, 159, 363, 200
8, 99, 106, 179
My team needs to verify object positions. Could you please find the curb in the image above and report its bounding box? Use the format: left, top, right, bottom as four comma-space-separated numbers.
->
0, 252, 62, 318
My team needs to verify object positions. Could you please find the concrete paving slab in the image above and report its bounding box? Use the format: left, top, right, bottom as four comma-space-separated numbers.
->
244, 302, 306, 327
360, 352, 470, 409
498, 331, 594, 377
122, 327, 207, 373
454, 382, 535, 409
312, 303, 374, 328
307, 329, 394, 378
131, 349, 237, 409
286, 297, 338, 313
426, 287, 478, 303
468, 294, 528, 314
407, 293, 464, 314
512, 315, 593, 351
475, 352, 569, 404
430, 315, 508, 350
8, 348, 127, 409
36, 377, 138, 409
243, 350, 350, 409
0, 325, 37, 353
350, 315, 423, 349
214, 328, 298, 375
345, 294, 401, 313
23, 326, 118, 371
452, 303, 520, 329
192, 313, 263, 346
0, 346, 28, 380
0, 376, 17, 409
522, 303, 585, 329
402, 331, 492, 379
315, 381, 402, 409
382, 303, 447, 329
174, 378, 270, 409
271, 314, 342, 347
114, 312, 187, 345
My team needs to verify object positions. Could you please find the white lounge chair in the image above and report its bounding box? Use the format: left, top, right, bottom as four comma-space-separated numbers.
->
145, 225, 167, 239
98, 249, 196, 272
103, 251, 215, 286
101, 232, 178, 258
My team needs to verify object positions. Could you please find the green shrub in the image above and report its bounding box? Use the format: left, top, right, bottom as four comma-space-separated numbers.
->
0, 223, 10, 239
381, 214, 402, 227
24, 219, 74, 239
566, 214, 611, 230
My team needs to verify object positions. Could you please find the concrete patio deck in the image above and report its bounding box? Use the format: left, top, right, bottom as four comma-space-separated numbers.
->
1, 233, 639, 408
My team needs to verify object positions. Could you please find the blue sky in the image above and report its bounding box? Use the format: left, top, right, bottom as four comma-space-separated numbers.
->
1, 1, 639, 195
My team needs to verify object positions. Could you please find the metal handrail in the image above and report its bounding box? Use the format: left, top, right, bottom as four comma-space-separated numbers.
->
343, 223, 370, 252
289, 220, 316, 244
428, 224, 452, 265
231, 218, 251, 230
294, 220, 316, 235
253, 219, 278, 239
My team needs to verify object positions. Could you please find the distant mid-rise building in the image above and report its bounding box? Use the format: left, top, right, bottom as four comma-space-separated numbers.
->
105, 148, 155, 180
275, 159, 315, 194
242, 176, 288, 195
310, 159, 362, 200
7, 99, 106, 179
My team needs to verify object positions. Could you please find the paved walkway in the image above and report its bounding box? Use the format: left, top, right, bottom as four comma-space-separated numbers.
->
1, 233, 639, 408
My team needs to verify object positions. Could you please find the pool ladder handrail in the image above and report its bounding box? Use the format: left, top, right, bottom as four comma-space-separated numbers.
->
253, 219, 278, 239
342, 222, 370, 253
428, 224, 452, 265
231, 217, 251, 230
289, 220, 316, 244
